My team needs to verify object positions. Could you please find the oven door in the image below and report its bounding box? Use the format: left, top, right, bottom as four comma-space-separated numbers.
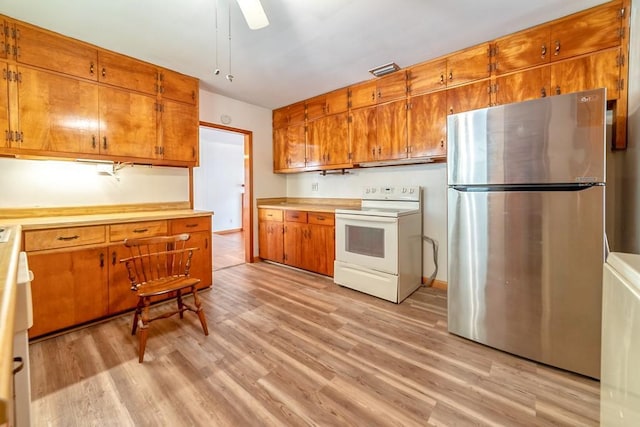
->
335, 213, 398, 274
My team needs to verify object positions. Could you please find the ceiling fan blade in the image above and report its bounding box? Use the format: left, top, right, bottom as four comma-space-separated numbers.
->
236, 0, 269, 30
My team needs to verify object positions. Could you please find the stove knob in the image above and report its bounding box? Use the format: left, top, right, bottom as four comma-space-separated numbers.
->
371, 188, 377, 193
409, 188, 415, 194
365, 188, 370, 194
402, 188, 407, 193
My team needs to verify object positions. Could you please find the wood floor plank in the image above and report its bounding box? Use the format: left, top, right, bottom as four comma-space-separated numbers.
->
29, 262, 601, 426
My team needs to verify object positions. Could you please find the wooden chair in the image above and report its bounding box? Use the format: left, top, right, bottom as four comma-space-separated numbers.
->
120, 233, 209, 362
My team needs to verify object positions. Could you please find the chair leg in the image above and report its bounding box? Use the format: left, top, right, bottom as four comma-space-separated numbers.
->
192, 287, 209, 336
177, 289, 184, 319
138, 297, 151, 363
131, 298, 143, 335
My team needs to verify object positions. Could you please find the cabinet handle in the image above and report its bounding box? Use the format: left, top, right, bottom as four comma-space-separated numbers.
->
100, 253, 104, 268
91, 135, 96, 149
133, 228, 149, 233
449, 71, 453, 81
185, 223, 198, 228
554, 40, 560, 56
555, 86, 561, 95
440, 140, 444, 148
449, 107, 454, 114
57, 235, 79, 241
439, 74, 444, 85
541, 44, 547, 58
5, 130, 9, 142
102, 67, 106, 77
316, 216, 325, 221
112, 251, 117, 266
103, 136, 107, 150
541, 87, 547, 98
378, 147, 381, 155
372, 148, 375, 157
90, 62, 95, 75
205, 238, 209, 249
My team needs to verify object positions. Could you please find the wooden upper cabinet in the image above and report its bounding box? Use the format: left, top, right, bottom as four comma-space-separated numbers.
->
376, 71, 407, 103
159, 68, 198, 105
447, 80, 491, 115
288, 101, 306, 125
350, 106, 377, 163
446, 43, 491, 87
408, 58, 447, 96
98, 50, 157, 95
273, 107, 288, 129
13, 22, 98, 80
550, 48, 621, 100
550, 1, 622, 61
160, 100, 198, 163
306, 94, 326, 122
376, 99, 407, 161
307, 112, 349, 168
98, 85, 157, 159
325, 88, 349, 115
408, 90, 447, 158
350, 80, 377, 110
494, 26, 551, 74
14, 66, 100, 154
0, 17, 9, 59
0, 61, 10, 148
494, 66, 551, 106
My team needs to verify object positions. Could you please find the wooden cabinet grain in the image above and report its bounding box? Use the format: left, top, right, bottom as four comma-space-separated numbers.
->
494, 26, 551, 74
160, 99, 199, 163
407, 90, 447, 158
306, 112, 349, 169
159, 68, 198, 105
550, 48, 621, 100
258, 208, 284, 263
170, 216, 213, 290
351, 98, 407, 164
0, 60, 10, 148
494, 67, 551, 105
97, 50, 157, 95
447, 80, 491, 115
273, 122, 306, 172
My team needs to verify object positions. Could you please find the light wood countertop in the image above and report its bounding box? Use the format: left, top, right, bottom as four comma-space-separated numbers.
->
0, 225, 22, 424
257, 197, 360, 214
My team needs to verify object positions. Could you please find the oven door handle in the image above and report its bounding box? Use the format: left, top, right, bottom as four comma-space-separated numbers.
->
335, 214, 397, 223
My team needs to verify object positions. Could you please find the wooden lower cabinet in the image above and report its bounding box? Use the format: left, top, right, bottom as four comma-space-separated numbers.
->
29, 247, 109, 337
259, 208, 334, 277
26, 214, 213, 337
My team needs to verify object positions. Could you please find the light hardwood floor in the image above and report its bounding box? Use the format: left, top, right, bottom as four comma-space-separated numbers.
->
30, 262, 600, 426
212, 231, 244, 271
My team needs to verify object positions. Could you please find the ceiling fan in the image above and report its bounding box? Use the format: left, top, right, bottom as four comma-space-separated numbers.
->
236, 0, 269, 30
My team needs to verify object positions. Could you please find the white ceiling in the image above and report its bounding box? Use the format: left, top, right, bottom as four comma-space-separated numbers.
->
1, 0, 609, 110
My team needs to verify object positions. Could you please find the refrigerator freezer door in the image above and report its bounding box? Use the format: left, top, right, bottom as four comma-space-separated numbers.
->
447, 185, 604, 378
447, 88, 606, 186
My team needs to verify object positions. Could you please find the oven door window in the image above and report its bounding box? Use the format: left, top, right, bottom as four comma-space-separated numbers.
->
345, 225, 384, 258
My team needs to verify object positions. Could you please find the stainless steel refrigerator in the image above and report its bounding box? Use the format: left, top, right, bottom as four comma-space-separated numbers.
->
447, 88, 606, 379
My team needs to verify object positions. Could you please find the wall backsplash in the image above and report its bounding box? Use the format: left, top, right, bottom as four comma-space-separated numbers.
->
286, 162, 448, 282
0, 157, 189, 208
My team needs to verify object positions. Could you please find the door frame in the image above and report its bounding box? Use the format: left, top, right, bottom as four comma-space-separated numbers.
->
195, 121, 254, 264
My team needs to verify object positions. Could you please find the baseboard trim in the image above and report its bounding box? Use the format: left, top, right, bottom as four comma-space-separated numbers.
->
214, 228, 243, 235
423, 277, 447, 290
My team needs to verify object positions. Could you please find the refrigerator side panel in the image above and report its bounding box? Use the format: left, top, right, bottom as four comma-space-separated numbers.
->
447, 186, 604, 378
447, 88, 606, 186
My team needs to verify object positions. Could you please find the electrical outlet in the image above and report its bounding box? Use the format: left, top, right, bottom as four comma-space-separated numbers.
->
311, 182, 319, 192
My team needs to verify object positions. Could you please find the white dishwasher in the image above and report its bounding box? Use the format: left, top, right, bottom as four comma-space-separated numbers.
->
601, 252, 640, 427
13, 252, 33, 427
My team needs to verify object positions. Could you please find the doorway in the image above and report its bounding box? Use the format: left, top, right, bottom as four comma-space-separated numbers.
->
194, 122, 253, 270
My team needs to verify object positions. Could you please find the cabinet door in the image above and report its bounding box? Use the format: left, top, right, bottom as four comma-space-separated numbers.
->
377, 99, 407, 161
550, 1, 622, 61
0, 61, 10, 148
14, 22, 98, 80
273, 127, 288, 172
495, 66, 551, 105
284, 222, 305, 268
29, 247, 108, 337
376, 71, 407, 103
350, 80, 377, 110
287, 101, 306, 125
325, 88, 349, 115
0, 18, 8, 59
306, 95, 326, 122
259, 221, 284, 263
159, 68, 197, 105
16, 66, 100, 154
550, 48, 620, 100
306, 118, 324, 168
350, 106, 377, 163
273, 108, 288, 129
447, 80, 491, 115
324, 112, 350, 166
446, 44, 491, 87
187, 231, 213, 290
99, 85, 157, 159
108, 244, 138, 314
98, 51, 157, 95
408, 91, 447, 158
160, 99, 198, 163
408, 58, 447, 96
286, 123, 306, 169
306, 223, 334, 276
494, 26, 551, 74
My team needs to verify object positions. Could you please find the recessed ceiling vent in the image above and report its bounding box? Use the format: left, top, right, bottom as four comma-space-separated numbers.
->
368, 62, 400, 77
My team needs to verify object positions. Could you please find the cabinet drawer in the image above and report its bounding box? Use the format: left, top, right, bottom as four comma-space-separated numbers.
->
109, 220, 168, 242
308, 213, 335, 226
259, 209, 283, 222
24, 225, 106, 251
285, 210, 308, 223
171, 216, 211, 234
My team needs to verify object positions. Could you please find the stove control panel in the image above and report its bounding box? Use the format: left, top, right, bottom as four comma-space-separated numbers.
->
362, 186, 421, 201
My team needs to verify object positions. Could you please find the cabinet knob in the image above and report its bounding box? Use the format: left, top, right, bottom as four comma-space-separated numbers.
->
439, 74, 444, 85
90, 62, 95, 75
541, 44, 547, 58
440, 140, 444, 148
554, 40, 560, 56
448, 71, 453, 81
541, 87, 547, 98
103, 136, 108, 150
102, 67, 107, 77
555, 86, 561, 95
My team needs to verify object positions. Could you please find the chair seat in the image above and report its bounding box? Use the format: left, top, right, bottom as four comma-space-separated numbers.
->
137, 276, 201, 298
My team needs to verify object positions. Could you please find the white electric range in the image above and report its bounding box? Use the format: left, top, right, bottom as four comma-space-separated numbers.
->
333, 186, 423, 303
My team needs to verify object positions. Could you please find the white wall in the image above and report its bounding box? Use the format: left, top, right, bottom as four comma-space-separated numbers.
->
286, 163, 448, 282
194, 127, 244, 232
0, 157, 188, 208
198, 90, 286, 254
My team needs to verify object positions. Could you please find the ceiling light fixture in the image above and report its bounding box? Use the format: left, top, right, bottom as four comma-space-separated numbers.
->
236, 0, 269, 30
368, 62, 400, 77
